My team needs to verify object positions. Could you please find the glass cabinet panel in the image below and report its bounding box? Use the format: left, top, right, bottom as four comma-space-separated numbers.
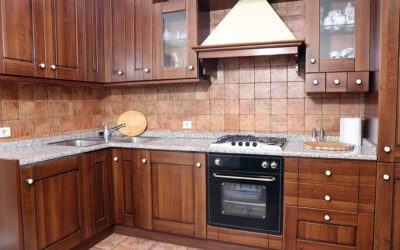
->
320, 0, 355, 59
162, 11, 187, 68
221, 182, 267, 219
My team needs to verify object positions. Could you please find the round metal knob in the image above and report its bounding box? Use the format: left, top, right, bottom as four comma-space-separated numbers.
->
312, 80, 319, 85
356, 79, 363, 85
270, 161, 278, 169
334, 79, 340, 85
117, 70, 124, 75
144, 68, 150, 73
324, 214, 331, 222
188, 65, 194, 70
26, 179, 34, 185
113, 157, 119, 162
383, 174, 390, 181
261, 161, 269, 169
384, 146, 391, 153
310, 58, 317, 64
195, 162, 201, 168
325, 170, 332, 177
141, 158, 147, 164
214, 158, 222, 166
324, 195, 331, 202
38, 63, 46, 69
50, 64, 56, 70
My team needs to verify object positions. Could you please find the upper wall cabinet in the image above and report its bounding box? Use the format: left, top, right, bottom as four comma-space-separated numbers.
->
153, 0, 198, 80
0, 0, 87, 81
103, 0, 153, 82
305, 0, 371, 93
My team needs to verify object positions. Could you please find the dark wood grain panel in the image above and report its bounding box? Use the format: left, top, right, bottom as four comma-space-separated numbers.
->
297, 239, 356, 250
283, 206, 297, 250
320, 59, 355, 73
305, 73, 326, 92
357, 213, 374, 250
193, 153, 206, 239
326, 72, 347, 93
150, 150, 194, 165
305, 0, 320, 73
358, 187, 375, 214
354, 0, 371, 71
297, 208, 358, 226
359, 161, 377, 187
217, 227, 269, 249
393, 164, 400, 250
347, 71, 370, 92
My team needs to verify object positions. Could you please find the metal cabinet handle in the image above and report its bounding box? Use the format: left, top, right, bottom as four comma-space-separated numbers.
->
356, 79, 363, 85
213, 173, 276, 182
310, 58, 317, 64
325, 170, 332, 177
113, 157, 119, 162
144, 68, 150, 73
312, 80, 319, 85
38, 63, 46, 69
114, 70, 124, 75
383, 174, 390, 181
50, 65, 56, 70
195, 162, 201, 168
334, 79, 340, 85
188, 65, 194, 70
142, 158, 147, 164
324, 214, 331, 222
26, 179, 34, 185
324, 195, 331, 202
384, 146, 391, 153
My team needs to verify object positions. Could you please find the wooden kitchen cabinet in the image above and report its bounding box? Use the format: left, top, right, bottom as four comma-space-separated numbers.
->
153, 0, 198, 80
304, 0, 370, 93
111, 148, 143, 227
20, 157, 83, 250
0, 0, 86, 81
80, 150, 113, 239
141, 150, 206, 238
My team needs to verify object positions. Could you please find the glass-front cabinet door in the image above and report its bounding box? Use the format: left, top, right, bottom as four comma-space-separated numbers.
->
305, 0, 370, 73
153, 0, 198, 80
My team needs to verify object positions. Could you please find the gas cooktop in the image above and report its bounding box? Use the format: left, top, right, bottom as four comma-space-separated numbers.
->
209, 135, 287, 151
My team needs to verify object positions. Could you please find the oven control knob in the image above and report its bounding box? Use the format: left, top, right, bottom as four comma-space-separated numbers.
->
261, 161, 269, 169
270, 161, 278, 169
253, 142, 257, 147
245, 142, 250, 147
238, 142, 243, 146
215, 158, 222, 166
231, 141, 236, 146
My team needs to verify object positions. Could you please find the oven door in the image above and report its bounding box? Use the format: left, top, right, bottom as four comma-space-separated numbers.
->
208, 170, 282, 234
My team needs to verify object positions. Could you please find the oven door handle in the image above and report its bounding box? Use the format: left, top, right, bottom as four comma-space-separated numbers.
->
212, 173, 276, 182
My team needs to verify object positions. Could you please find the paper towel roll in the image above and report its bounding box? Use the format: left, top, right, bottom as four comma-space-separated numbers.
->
340, 117, 362, 145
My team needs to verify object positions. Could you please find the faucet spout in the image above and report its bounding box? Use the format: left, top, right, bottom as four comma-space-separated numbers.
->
102, 123, 126, 142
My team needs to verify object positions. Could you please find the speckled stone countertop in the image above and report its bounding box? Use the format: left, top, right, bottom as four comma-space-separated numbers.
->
0, 130, 377, 166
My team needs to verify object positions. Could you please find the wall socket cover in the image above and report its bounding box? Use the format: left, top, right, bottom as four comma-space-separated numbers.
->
0, 127, 11, 138
182, 121, 192, 129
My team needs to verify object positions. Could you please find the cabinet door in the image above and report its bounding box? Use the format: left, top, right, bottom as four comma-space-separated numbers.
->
142, 150, 206, 238
80, 150, 112, 239
112, 149, 142, 227
393, 165, 400, 249
153, 0, 198, 80
0, 0, 46, 78
20, 157, 83, 250
44, 0, 86, 81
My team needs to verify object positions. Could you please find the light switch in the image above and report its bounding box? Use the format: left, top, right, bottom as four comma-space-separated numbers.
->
183, 121, 192, 129
0, 127, 11, 138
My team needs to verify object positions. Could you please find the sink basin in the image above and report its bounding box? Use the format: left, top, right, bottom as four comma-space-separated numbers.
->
111, 136, 159, 144
51, 139, 105, 147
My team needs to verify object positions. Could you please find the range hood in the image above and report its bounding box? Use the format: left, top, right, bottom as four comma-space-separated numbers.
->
193, 0, 304, 59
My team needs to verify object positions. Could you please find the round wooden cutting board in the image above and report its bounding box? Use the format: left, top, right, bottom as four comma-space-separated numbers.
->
304, 141, 355, 151
117, 111, 147, 136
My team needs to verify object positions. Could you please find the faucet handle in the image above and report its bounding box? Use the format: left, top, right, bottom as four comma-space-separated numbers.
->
311, 128, 318, 142
319, 128, 325, 141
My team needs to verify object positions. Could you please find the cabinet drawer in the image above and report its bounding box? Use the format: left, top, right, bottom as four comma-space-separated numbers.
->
298, 183, 358, 212
326, 72, 347, 92
347, 72, 369, 92
299, 159, 359, 186
305, 73, 325, 92
297, 239, 356, 250
298, 221, 356, 246
297, 208, 358, 226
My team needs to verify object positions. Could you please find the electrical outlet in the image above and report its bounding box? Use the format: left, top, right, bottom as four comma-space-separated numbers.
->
182, 121, 192, 129
0, 127, 11, 138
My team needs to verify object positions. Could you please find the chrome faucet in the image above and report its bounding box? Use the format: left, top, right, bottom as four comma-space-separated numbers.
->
102, 123, 126, 143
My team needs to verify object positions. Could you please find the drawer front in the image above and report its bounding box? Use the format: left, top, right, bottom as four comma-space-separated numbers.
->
297, 208, 358, 226
299, 159, 359, 186
326, 72, 347, 92
347, 71, 369, 92
305, 73, 326, 92
298, 183, 358, 212
297, 239, 356, 250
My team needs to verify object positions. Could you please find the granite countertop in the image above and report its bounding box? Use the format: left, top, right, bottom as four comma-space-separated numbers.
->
0, 130, 377, 166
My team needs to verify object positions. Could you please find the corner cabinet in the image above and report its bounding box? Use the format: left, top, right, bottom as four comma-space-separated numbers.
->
141, 150, 206, 238
305, 0, 370, 93
153, 0, 198, 80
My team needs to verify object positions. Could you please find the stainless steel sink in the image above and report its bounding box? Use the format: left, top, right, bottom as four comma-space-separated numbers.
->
111, 136, 159, 144
51, 139, 105, 147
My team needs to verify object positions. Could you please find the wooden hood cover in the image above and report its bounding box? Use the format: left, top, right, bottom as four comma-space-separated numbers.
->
193, 0, 304, 58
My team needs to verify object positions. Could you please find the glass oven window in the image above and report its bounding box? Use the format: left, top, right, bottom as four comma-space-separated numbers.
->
221, 182, 267, 219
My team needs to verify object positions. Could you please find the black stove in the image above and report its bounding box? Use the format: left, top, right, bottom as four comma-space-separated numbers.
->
209, 135, 287, 151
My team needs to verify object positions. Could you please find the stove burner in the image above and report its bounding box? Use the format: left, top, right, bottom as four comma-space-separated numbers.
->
210, 134, 287, 151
